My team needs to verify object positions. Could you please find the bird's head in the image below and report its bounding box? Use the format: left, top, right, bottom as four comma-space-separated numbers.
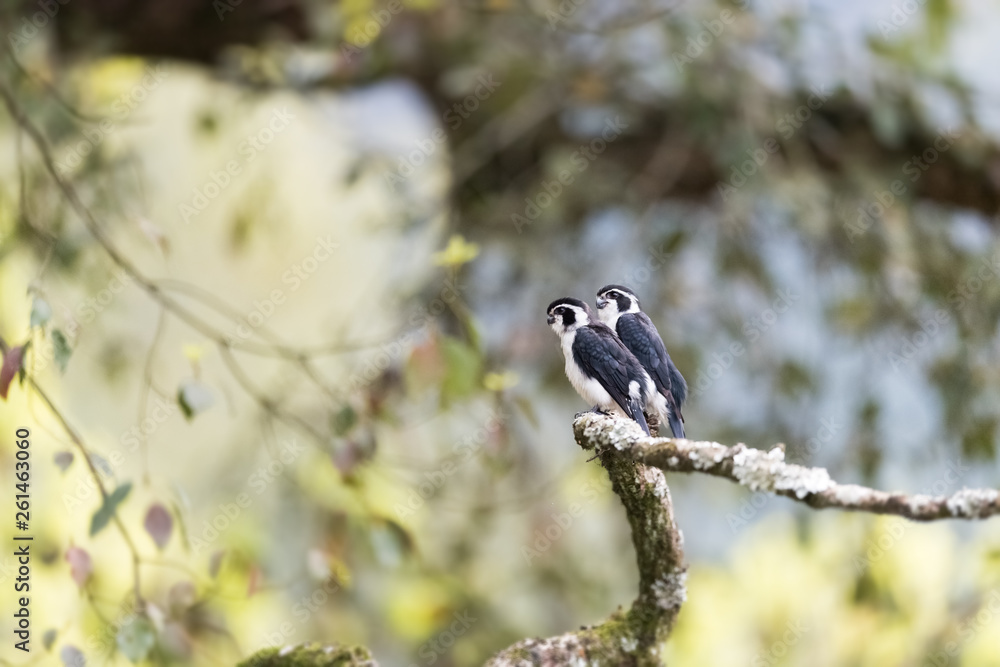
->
547, 297, 591, 335
596, 284, 639, 324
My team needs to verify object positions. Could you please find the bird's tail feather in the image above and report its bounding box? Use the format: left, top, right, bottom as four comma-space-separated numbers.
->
663, 392, 685, 438
667, 412, 685, 439
628, 400, 651, 435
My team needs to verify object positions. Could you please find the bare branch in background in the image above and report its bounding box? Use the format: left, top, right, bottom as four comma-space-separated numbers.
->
0, 74, 385, 452
0, 334, 146, 608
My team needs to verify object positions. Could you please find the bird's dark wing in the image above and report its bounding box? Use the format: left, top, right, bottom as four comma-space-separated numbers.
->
667, 357, 687, 407
572, 325, 650, 435
617, 312, 688, 431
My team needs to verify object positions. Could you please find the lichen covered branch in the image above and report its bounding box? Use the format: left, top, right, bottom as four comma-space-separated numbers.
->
228, 413, 1000, 667
487, 414, 686, 666
588, 415, 1000, 522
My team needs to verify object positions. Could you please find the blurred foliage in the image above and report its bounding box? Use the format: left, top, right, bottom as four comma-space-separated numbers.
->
1, 0, 1000, 665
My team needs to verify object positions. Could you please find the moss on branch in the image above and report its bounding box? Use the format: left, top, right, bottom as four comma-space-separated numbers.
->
238, 643, 377, 667
487, 413, 687, 666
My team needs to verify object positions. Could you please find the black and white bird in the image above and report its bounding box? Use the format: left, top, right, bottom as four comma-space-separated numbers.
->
546, 297, 660, 435
596, 285, 687, 438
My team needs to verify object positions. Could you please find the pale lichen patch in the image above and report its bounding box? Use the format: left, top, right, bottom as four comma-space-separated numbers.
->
908, 494, 937, 516
946, 488, 1000, 518
832, 484, 870, 506
648, 570, 687, 612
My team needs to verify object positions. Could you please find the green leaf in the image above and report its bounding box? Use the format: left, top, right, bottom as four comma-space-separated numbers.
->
440, 337, 482, 403
52, 329, 71, 374
17, 341, 31, 387
30, 297, 52, 328
332, 405, 357, 435
90, 483, 132, 536
116, 617, 155, 663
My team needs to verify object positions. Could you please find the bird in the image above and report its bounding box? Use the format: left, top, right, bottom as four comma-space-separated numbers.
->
596, 284, 687, 438
546, 297, 659, 435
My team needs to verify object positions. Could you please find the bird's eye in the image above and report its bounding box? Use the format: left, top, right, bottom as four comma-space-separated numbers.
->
608, 292, 616, 298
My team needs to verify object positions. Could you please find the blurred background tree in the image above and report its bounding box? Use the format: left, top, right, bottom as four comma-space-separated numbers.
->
1, 0, 1000, 664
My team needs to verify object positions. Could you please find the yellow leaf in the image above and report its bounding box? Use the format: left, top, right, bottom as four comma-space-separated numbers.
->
182, 344, 204, 364
345, 15, 385, 45
386, 579, 452, 640
403, 0, 440, 9
82, 58, 149, 106
432, 235, 480, 268
484, 371, 519, 392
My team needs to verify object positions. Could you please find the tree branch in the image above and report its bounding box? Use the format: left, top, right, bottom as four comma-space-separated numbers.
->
225, 412, 1000, 667
592, 413, 1000, 521
487, 414, 686, 667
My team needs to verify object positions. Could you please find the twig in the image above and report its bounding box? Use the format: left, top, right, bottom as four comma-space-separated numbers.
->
0, 334, 145, 608
137, 306, 168, 485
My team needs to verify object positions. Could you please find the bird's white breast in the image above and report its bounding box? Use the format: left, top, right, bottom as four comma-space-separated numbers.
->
559, 329, 621, 414
598, 310, 620, 329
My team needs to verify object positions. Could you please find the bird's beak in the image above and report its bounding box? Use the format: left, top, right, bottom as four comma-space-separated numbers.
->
546, 315, 555, 325
596, 298, 608, 310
